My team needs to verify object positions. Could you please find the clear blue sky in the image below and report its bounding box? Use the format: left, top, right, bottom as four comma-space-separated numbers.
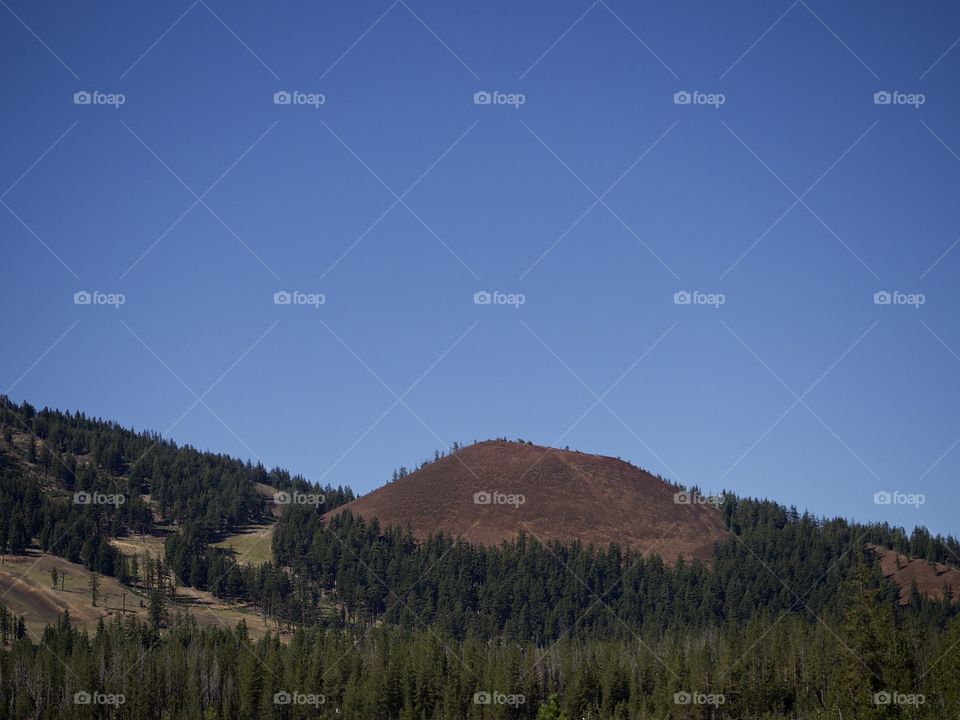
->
2, 0, 959, 537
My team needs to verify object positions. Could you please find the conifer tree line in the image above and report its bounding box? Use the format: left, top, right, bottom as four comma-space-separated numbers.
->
263, 499, 957, 640
2, 397, 960, 717
1, 570, 960, 719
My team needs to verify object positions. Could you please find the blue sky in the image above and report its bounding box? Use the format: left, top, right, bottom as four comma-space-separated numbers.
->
2, 0, 959, 537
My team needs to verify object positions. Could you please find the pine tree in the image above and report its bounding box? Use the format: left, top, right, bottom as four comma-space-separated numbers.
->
836, 560, 905, 719
936, 613, 960, 712
89, 572, 100, 607
9, 511, 28, 553
149, 589, 166, 631
536, 694, 569, 720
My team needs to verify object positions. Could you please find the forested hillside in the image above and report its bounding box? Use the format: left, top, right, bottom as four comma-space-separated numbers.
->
2, 566, 960, 719
0, 396, 351, 572
1, 396, 959, 718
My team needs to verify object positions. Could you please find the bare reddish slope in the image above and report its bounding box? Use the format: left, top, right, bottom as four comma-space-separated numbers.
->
869, 544, 960, 604
324, 441, 728, 562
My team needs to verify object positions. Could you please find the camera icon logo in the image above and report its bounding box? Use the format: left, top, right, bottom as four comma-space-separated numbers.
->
873, 91, 892, 105
473, 290, 492, 305
673, 291, 691, 305
673, 491, 691, 505
673, 91, 692, 105
273, 91, 292, 105
274, 291, 292, 305
74, 291, 92, 305
273, 691, 292, 705
274, 491, 291, 505
473, 91, 492, 105
473, 491, 492, 505
873, 691, 892, 705
73, 91, 91, 105
873, 491, 892, 505
73, 691, 92, 704
74, 491, 92, 505
873, 290, 891, 305
674, 691, 692, 705
473, 691, 492, 705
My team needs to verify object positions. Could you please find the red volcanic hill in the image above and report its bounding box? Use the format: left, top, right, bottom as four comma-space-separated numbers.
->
323, 440, 729, 562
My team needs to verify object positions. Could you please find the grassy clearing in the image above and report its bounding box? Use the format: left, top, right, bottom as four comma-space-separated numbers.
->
0, 550, 146, 637
0, 549, 279, 640
110, 532, 168, 560
211, 522, 275, 566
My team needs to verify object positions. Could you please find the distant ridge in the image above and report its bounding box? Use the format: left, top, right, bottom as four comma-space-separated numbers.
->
324, 440, 728, 562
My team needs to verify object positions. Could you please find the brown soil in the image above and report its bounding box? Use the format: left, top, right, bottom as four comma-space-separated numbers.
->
324, 440, 728, 562
868, 544, 960, 604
